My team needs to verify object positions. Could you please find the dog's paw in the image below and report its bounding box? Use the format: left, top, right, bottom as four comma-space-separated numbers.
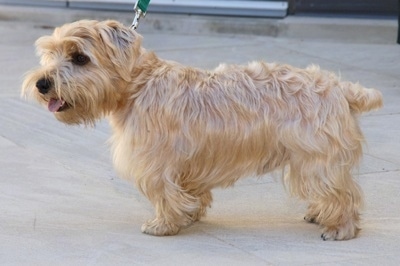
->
141, 218, 180, 236
321, 229, 338, 241
320, 223, 359, 241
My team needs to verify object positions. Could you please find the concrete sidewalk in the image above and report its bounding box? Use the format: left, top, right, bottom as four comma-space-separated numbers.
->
0, 5, 399, 266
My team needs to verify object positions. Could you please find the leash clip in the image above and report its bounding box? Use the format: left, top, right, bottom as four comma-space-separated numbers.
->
131, 0, 147, 30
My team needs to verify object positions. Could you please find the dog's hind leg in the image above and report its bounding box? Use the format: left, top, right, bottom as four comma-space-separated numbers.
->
309, 169, 362, 241
323, 162, 363, 241
286, 153, 363, 240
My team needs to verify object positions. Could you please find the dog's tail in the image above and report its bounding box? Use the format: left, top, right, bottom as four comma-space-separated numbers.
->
341, 81, 383, 113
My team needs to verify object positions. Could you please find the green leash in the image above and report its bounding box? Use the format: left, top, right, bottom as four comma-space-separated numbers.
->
131, 0, 150, 30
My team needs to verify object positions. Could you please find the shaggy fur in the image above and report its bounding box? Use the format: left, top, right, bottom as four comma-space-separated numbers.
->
22, 20, 383, 240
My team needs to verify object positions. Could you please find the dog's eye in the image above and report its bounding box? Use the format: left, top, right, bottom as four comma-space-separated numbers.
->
72, 53, 90, 66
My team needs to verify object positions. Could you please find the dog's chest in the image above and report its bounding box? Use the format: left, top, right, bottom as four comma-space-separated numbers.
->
108, 116, 140, 182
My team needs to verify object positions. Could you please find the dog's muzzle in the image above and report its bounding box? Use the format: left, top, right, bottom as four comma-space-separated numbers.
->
36, 78, 70, 112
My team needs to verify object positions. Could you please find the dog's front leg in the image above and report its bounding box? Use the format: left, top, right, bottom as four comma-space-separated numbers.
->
139, 173, 202, 236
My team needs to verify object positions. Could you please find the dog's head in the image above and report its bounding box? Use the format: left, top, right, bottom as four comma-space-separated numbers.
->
22, 20, 142, 125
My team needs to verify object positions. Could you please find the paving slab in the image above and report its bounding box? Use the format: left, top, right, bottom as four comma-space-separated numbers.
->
0, 5, 399, 266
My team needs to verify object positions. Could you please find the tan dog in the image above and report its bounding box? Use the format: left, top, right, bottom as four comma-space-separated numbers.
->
22, 20, 383, 240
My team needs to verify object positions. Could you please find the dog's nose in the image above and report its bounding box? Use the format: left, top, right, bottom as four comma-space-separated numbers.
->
36, 78, 51, 94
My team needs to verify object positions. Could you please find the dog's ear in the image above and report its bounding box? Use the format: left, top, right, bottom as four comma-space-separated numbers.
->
97, 20, 140, 82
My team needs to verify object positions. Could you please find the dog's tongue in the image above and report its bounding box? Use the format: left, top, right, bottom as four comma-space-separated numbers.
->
48, 98, 63, 112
